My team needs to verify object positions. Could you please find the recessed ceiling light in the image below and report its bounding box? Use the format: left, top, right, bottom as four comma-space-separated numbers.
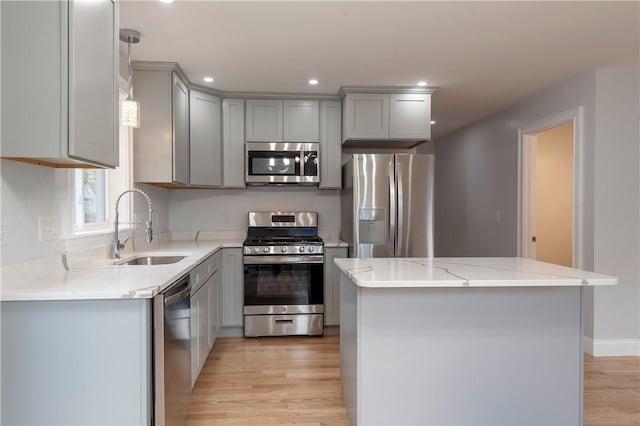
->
159, 0, 175, 3
417, 81, 428, 87
430, 120, 436, 125
203, 76, 214, 83
308, 79, 319, 86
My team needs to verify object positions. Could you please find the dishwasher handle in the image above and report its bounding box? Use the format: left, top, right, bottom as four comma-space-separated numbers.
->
163, 276, 191, 306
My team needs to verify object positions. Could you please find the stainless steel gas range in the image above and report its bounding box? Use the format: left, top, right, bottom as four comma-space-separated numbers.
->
243, 212, 324, 337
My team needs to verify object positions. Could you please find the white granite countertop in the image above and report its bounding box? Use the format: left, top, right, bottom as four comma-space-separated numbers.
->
324, 240, 349, 248
334, 257, 617, 288
0, 240, 243, 301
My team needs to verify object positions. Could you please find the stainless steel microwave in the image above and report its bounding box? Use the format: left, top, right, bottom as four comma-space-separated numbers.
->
245, 142, 319, 185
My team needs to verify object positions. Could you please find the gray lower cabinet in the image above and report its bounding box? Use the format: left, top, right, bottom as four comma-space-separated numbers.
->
222, 99, 246, 188
1, 0, 118, 168
191, 278, 210, 387
324, 247, 348, 326
1, 299, 153, 425
209, 269, 221, 345
222, 248, 244, 327
133, 62, 190, 185
190, 90, 222, 186
190, 251, 221, 386
320, 101, 342, 189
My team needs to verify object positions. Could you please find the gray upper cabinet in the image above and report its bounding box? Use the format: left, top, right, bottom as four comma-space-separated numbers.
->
1, 0, 118, 168
133, 63, 189, 185
245, 99, 283, 142
190, 91, 222, 186
389, 94, 431, 140
342, 93, 390, 141
319, 101, 342, 189
222, 99, 246, 188
342, 90, 434, 146
283, 100, 320, 142
173, 75, 190, 185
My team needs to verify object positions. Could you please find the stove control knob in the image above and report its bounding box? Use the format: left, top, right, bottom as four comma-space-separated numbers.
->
253, 247, 259, 253
308, 247, 314, 253
299, 246, 305, 253
263, 247, 269, 253
281, 247, 287, 253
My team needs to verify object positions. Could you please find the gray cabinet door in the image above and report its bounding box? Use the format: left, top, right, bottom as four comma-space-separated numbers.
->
190, 91, 221, 186
1, 0, 118, 167
389, 94, 431, 140
172, 73, 190, 184
320, 101, 342, 189
324, 247, 348, 326
283, 100, 320, 142
245, 99, 283, 142
209, 269, 220, 348
222, 248, 244, 327
343, 93, 389, 141
190, 280, 210, 387
222, 98, 246, 188
68, 0, 118, 167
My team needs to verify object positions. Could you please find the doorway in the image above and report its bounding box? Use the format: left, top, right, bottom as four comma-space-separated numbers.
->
518, 107, 584, 268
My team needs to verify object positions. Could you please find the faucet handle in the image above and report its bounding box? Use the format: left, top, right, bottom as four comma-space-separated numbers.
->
145, 221, 153, 243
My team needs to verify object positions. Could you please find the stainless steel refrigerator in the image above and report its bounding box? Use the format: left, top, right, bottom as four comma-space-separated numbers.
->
341, 154, 434, 258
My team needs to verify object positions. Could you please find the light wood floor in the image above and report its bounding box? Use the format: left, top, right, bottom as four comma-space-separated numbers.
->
187, 336, 640, 426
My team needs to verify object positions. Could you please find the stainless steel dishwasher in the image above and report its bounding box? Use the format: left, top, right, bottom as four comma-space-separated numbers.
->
153, 274, 191, 426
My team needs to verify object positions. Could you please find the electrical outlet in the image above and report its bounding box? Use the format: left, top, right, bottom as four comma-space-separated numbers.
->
38, 216, 58, 241
0, 220, 6, 246
491, 210, 501, 224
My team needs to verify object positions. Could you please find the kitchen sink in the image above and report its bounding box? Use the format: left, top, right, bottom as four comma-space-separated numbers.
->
116, 255, 186, 266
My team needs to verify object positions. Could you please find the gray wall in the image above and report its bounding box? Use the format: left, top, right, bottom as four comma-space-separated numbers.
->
169, 188, 341, 237
433, 66, 639, 346
0, 160, 170, 266
592, 67, 640, 341
434, 71, 596, 260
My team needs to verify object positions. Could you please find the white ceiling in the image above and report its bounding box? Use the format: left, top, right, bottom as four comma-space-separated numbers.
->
120, 1, 639, 138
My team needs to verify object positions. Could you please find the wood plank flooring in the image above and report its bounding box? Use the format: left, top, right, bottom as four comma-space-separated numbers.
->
584, 354, 640, 425
186, 336, 349, 426
187, 336, 640, 426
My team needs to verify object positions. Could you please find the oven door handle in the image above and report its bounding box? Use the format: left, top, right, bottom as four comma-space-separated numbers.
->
243, 255, 324, 264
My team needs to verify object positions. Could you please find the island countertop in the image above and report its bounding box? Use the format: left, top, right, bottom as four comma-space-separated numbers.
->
334, 257, 617, 288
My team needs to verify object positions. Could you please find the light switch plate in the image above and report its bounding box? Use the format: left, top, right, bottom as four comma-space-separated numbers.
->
38, 216, 58, 241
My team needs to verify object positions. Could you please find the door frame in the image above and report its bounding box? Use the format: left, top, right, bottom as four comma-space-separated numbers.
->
516, 107, 585, 268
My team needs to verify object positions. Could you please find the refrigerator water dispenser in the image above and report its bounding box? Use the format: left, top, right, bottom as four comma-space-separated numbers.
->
357, 208, 387, 244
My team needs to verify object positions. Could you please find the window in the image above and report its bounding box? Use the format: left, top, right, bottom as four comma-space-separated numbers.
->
72, 88, 133, 234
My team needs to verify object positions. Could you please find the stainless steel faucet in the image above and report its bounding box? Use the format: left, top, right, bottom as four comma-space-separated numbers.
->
113, 188, 153, 259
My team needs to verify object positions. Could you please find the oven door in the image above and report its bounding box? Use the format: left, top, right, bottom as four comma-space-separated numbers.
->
243, 255, 324, 314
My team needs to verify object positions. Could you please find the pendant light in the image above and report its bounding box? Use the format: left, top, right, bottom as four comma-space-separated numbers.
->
120, 29, 141, 128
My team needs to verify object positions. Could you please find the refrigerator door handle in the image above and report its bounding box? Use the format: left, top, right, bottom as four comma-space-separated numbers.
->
388, 160, 396, 257
397, 162, 404, 257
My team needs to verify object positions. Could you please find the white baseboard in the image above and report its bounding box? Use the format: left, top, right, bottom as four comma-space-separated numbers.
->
584, 336, 640, 356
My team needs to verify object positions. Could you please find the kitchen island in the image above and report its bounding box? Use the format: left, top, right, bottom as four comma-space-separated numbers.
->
335, 257, 616, 426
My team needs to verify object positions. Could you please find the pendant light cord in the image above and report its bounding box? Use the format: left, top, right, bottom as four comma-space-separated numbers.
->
127, 41, 133, 99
